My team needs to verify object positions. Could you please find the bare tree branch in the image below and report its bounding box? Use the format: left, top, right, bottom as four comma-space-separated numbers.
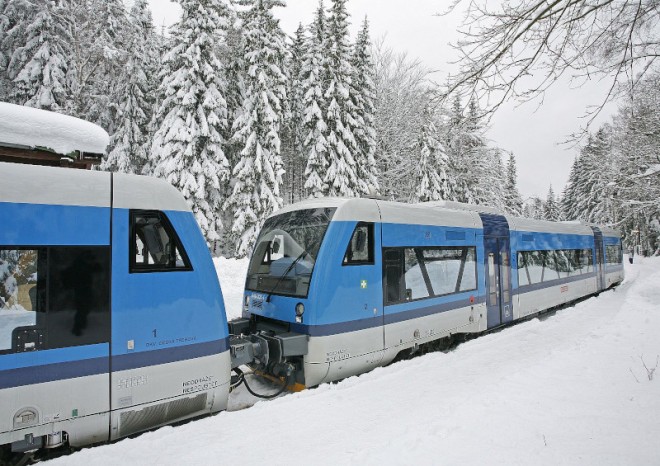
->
439, 0, 660, 125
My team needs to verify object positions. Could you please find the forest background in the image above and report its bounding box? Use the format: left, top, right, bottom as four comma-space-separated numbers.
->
0, 0, 658, 256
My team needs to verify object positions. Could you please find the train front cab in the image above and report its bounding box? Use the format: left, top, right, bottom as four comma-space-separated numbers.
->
242, 199, 488, 387
0, 163, 230, 455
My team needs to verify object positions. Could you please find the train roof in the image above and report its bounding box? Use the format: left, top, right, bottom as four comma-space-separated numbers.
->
0, 162, 191, 212
273, 197, 619, 237
0, 102, 109, 156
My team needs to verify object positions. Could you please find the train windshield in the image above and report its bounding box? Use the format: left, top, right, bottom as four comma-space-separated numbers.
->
246, 207, 336, 298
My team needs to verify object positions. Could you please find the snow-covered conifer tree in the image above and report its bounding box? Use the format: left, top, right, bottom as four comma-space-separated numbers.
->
225, 0, 288, 257
412, 104, 448, 202
102, 0, 158, 174
302, 1, 330, 198
544, 185, 561, 221
80, 0, 130, 129
8, 0, 69, 111
562, 127, 613, 223
504, 152, 523, 216
151, 0, 232, 244
323, 0, 359, 197
523, 196, 545, 220
351, 17, 379, 196
281, 23, 307, 203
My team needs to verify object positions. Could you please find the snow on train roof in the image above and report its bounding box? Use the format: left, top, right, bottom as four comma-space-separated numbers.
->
0, 102, 109, 155
0, 162, 191, 212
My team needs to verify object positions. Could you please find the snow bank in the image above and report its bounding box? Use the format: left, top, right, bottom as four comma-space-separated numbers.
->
213, 256, 250, 320
0, 102, 109, 155
48, 258, 660, 465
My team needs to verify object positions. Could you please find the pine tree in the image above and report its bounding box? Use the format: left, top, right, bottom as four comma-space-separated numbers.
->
544, 185, 561, 221
412, 104, 448, 202
281, 23, 307, 203
523, 196, 545, 220
151, 0, 232, 244
80, 0, 131, 130
563, 127, 613, 223
102, 0, 158, 174
0, 0, 31, 102
225, 0, 288, 257
504, 152, 523, 216
350, 17, 378, 196
561, 154, 583, 221
323, 0, 359, 197
302, 1, 329, 198
8, 0, 69, 111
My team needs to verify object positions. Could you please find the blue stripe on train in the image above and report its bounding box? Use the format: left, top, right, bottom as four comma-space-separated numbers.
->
112, 338, 229, 371
0, 339, 229, 389
0, 202, 110, 246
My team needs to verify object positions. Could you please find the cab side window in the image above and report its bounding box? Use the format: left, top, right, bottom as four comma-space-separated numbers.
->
130, 211, 192, 272
343, 222, 374, 265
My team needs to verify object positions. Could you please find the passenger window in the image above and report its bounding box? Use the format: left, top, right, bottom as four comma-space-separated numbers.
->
131, 211, 192, 272
0, 246, 110, 354
382, 246, 477, 305
404, 248, 429, 300
343, 222, 374, 265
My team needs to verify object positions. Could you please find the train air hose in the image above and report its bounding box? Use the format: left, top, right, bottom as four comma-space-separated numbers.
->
232, 367, 288, 399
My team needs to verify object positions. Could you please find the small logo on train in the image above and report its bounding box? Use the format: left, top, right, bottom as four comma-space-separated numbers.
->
560, 285, 569, 293
360, 280, 368, 289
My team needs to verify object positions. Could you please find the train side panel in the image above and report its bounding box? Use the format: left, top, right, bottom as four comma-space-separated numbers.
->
0, 165, 112, 449
380, 221, 486, 362
109, 175, 230, 440
510, 230, 597, 319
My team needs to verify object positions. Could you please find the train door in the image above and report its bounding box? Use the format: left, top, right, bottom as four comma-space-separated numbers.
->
591, 226, 606, 291
479, 214, 513, 329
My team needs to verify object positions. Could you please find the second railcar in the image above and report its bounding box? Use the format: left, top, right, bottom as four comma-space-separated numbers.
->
235, 198, 624, 388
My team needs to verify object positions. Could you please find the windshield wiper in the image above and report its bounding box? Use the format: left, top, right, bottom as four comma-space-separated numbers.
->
265, 250, 309, 302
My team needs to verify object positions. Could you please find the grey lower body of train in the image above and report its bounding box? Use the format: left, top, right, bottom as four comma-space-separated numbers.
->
231, 270, 624, 388
1, 351, 230, 456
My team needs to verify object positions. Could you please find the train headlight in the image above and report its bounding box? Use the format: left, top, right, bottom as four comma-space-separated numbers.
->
295, 303, 304, 323
244, 295, 250, 311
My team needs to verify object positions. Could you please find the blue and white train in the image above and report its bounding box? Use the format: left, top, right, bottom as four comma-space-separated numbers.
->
236, 198, 624, 388
0, 162, 624, 459
0, 162, 230, 457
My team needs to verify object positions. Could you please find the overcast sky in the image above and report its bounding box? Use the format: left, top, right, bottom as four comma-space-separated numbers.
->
146, 0, 616, 200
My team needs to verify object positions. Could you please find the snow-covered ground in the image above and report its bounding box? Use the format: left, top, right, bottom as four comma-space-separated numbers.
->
49, 257, 660, 465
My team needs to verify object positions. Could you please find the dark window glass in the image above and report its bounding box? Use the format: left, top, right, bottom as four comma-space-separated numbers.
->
605, 244, 622, 265
246, 208, 336, 298
517, 248, 597, 287
0, 246, 110, 354
343, 222, 374, 265
383, 246, 477, 305
131, 211, 191, 272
